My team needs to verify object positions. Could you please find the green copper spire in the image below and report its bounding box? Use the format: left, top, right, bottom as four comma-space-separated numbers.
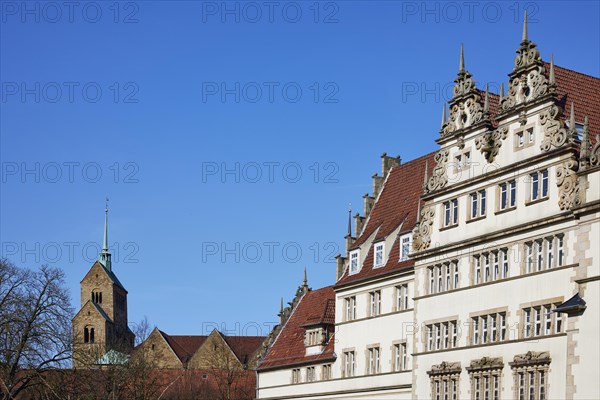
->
99, 198, 112, 271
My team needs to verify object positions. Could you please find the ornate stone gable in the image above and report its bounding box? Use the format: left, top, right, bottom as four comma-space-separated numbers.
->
441, 46, 489, 138
498, 14, 553, 115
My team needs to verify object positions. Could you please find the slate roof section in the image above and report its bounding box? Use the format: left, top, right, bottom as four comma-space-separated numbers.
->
257, 286, 336, 370
337, 153, 435, 287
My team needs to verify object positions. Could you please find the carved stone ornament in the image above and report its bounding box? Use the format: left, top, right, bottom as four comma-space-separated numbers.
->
500, 67, 549, 112
442, 96, 484, 137
539, 105, 576, 152
466, 357, 504, 372
475, 126, 508, 163
557, 158, 584, 210
510, 351, 551, 367
590, 134, 600, 168
427, 361, 462, 376
425, 149, 449, 193
412, 206, 435, 252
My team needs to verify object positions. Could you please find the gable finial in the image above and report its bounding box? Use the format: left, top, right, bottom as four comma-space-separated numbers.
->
441, 103, 447, 129
522, 10, 528, 43
423, 159, 429, 190
484, 84, 490, 113
459, 43, 465, 73
500, 82, 505, 99
99, 198, 112, 271
569, 102, 576, 130
581, 116, 590, 168
549, 54, 556, 85
303, 267, 308, 286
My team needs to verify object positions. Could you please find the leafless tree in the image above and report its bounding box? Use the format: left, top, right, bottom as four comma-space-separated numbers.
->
0, 259, 74, 400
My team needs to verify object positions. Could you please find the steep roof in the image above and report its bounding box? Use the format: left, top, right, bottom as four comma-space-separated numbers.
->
337, 153, 435, 287
258, 286, 336, 370
159, 331, 208, 364
550, 64, 600, 140
220, 334, 266, 365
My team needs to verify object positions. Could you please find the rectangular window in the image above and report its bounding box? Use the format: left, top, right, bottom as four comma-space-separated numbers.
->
451, 321, 458, 348
544, 305, 552, 335
374, 243, 384, 267
437, 265, 443, 293
475, 256, 482, 285
444, 264, 450, 291
291, 368, 301, 384
435, 323, 441, 350
349, 250, 360, 275
530, 170, 549, 201
321, 364, 332, 380
484, 253, 491, 283
524, 308, 532, 338
345, 296, 356, 321
401, 342, 408, 370
453, 262, 459, 289
400, 234, 411, 261
492, 252, 499, 281
481, 316, 488, 344
472, 317, 479, 345
343, 351, 355, 378
370, 290, 381, 317
397, 283, 409, 311
429, 267, 435, 294
536, 240, 543, 271
427, 325, 433, 351
368, 347, 380, 374
306, 366, 315, 382
443, 322, 449, 349
526, 242, 534, 273
444, 199, 459, 227
500, 313, 506, 341
470, 190, 487, 219
557, 235, 564, 266
501, 249, 509, 278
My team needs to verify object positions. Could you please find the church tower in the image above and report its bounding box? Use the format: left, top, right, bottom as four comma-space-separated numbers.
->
72, 202, 135, 367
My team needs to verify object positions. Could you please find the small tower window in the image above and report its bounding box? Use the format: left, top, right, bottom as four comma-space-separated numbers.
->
84, 327, 89, 343
90, 328, 95, 343
92, 290, 103, 304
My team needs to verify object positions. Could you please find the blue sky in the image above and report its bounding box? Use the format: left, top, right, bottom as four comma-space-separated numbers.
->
1, 1, 599, 336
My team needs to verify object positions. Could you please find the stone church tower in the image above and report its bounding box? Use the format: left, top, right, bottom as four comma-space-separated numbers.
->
72, 204, 135, 367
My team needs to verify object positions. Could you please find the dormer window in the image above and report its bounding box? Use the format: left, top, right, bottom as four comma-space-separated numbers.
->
399, 234, 412, 261
374, 242, 385, 268
349, 250, 360, 275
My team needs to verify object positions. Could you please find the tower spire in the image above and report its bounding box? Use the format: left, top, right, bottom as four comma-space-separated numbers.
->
522, 10, 528, 43
347, 204, 352, 237
99, 198, 112, 271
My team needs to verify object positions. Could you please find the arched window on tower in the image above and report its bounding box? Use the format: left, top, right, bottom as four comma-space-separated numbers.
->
92, 290, 103, 304
90, 328, 95, 343
84, 327, 89, 343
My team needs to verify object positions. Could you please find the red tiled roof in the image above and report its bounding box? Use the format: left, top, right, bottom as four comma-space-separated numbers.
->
336, 153, 435, 287
257, 287, 336, 370
549, 64, 600, 141
221, 334, 266, 365
159, 331, 208, 363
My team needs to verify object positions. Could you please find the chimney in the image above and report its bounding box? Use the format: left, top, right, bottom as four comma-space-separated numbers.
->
335, 254, 346, 281
354, 213, 365, 237
363, 193, 375, 217
381, 153, 401, 178
372, 173, 384, 198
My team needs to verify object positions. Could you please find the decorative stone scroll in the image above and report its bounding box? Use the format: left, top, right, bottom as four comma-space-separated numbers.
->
412, 206, 435, 252
539, 105, 575, 152
509, 351, 551, 368
466, 357, 504, 372
427, 361, 462, 376
475, 126, 508, 163
557, 158, 584, 210
590, 134, 600, 168
442, 97, 485, 137
425, 149, 449, 193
